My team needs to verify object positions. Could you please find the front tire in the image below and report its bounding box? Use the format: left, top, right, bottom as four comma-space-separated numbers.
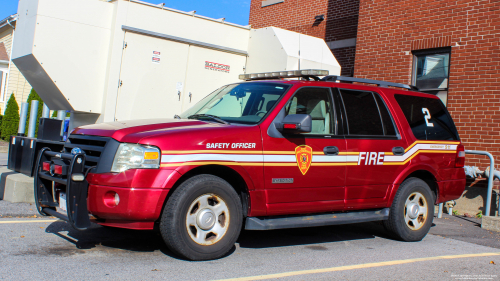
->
160, 174, 243, 261
384, 177, 434, 241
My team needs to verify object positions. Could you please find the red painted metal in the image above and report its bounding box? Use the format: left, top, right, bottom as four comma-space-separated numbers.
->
71, 80, 466, 230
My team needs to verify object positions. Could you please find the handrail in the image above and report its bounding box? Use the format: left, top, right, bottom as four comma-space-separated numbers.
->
465, 150, 496, 216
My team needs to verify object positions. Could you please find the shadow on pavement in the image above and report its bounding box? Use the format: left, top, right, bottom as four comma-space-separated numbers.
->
43, 220, 394, 259
238, 221, 393, 248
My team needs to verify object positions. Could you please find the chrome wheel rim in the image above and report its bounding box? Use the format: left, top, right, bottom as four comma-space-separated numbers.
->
186, 194, 230, 245
404, 192, 428, 231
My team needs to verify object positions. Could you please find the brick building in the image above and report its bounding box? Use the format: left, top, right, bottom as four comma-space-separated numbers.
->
250, 0, 500, 171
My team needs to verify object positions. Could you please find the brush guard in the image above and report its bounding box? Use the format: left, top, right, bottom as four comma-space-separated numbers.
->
34, 147, 91, 230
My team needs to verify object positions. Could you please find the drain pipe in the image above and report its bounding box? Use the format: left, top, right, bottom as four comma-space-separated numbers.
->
465, 150, 495, 216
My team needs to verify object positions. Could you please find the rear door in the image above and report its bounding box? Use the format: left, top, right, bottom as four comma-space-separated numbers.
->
337, 88, 409, 210
262, 87, 347, 216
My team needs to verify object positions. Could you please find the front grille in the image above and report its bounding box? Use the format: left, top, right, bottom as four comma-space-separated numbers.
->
63, 135, 120, 173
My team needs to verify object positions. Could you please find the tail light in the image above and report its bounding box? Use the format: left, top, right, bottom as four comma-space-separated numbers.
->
456, 144, 465, 168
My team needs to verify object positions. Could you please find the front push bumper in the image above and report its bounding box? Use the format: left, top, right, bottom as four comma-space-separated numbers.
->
34, 148, 181, 231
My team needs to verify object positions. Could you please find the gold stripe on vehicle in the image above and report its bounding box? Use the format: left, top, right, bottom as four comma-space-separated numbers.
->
383, 150, 456, 166
160, 162, 263, 167
404, 140, 460, 152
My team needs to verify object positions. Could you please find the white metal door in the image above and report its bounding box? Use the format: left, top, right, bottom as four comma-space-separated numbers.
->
181, 46, 247, 112
115, 32, 190, 121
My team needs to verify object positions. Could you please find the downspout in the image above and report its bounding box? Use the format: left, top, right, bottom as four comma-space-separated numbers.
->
6, 17, 15, 30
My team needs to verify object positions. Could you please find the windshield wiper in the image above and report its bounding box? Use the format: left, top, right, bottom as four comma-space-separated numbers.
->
187, 114, 229, 125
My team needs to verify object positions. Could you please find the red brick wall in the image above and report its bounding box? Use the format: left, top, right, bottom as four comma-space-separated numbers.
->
332, 46, 357, 76
355, 0, 500, 170
249, 0, 329, 38
249, 0, 360, 76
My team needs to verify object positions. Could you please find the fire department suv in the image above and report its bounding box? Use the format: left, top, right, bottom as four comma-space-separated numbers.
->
35, 70, 466, 261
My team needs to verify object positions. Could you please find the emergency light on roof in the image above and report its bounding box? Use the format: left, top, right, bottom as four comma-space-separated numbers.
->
238, 69, 329, 81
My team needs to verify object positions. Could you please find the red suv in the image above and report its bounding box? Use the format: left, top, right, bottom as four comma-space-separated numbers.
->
34, 71, 466, 261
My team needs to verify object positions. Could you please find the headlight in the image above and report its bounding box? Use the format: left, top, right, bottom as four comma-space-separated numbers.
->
111, 143, 160, 173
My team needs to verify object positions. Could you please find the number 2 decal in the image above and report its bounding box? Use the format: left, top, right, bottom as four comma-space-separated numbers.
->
422, 108, 434, 127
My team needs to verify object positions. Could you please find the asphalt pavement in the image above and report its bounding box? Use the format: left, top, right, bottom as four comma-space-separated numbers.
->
0, 204, 499, 280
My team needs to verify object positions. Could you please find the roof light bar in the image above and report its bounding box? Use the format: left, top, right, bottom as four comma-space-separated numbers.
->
239, 69, 329, 81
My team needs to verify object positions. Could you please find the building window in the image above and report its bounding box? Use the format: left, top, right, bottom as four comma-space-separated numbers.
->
412, 47, 451, 106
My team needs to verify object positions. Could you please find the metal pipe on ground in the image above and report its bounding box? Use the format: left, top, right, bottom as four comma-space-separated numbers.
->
465, 150, 496, 217
17, 102, 29, 136
27, 100, 39, 138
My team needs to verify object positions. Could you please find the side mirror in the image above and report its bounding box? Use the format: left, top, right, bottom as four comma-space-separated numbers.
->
278, 114, 312, 134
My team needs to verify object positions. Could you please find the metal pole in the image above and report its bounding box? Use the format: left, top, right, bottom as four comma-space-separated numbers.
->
57, 110, 66, 136
465, 150, 495, 216
17, 102, 29, 136
438, 203, 443, 218
42, 103, 50, 118
27, 100, 39, 138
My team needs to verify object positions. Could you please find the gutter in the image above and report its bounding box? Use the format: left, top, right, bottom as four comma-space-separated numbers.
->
0, 14, 18, 30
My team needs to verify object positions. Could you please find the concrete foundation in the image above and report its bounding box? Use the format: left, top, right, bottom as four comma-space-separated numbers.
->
0, 168, 35, 203
482, 216, 500, 232
451, 185, 499, 217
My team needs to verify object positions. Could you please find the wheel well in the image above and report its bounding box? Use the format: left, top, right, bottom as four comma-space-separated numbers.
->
405, 170, 438, 203
165, 166, 250, 217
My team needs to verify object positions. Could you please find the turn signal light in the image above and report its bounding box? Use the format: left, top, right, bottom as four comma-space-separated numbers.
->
53, 165, 63, 175
455, 144, 465, 168
42, 162, 50, 171
284, 124, 299, 129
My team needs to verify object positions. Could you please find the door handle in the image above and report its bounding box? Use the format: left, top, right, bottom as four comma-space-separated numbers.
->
178, 91, 181, 101
189, 92, 192, 103
392, 146, 405, 155
324, 146, 339, 155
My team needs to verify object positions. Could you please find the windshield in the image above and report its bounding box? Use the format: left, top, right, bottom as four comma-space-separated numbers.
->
180, 83, 290, 124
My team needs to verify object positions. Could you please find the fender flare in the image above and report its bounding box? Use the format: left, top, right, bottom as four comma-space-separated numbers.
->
387, 164, 440, 206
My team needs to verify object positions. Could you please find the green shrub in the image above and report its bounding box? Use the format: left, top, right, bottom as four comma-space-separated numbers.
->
0, 114, 3, 139
25, 89, 44, 138
1, 94, 20, 141
51, 110, 70, 118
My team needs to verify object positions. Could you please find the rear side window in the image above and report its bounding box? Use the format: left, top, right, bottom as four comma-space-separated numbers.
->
339, 89, 397, 136
394, 94, 459, 140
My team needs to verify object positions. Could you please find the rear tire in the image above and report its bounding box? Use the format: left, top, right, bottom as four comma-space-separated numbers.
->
160, 174, 243, 261
384, 177, 434, 241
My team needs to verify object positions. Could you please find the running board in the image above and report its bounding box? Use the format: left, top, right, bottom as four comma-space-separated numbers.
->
245, 208, 390, 230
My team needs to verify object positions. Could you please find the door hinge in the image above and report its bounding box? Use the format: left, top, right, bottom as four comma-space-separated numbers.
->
118, 80, 122, 88
123, 42, 127, 49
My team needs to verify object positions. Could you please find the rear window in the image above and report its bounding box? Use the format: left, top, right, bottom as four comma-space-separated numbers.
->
394, 94, 459, 140
339, 89, 397, 136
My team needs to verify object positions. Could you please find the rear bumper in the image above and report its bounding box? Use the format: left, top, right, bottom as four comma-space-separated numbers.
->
437, 178, 467, 204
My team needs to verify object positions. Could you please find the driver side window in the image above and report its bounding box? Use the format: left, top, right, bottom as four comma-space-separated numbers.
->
285, 88, 335, 135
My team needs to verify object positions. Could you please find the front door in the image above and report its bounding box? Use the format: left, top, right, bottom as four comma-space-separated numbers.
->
336, 88, 410, 210
262, 87, 346, 216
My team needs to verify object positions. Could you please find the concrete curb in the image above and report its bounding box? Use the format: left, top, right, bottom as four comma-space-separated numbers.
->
482, 216, 500, 232
0, 168, 34, 203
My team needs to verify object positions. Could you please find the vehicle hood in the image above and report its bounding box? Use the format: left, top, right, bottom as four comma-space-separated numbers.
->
71, 118, 224, 142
